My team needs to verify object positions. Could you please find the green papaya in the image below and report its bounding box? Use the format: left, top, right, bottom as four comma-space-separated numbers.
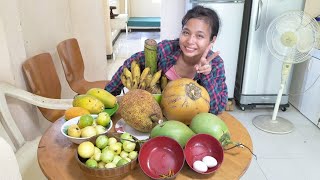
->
150, 120, 195, 147
86, 88, 117, 108
190, 113, 231, 147
72, 94, 104, 114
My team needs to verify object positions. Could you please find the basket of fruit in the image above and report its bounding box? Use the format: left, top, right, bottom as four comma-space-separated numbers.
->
75, 132, 140, 178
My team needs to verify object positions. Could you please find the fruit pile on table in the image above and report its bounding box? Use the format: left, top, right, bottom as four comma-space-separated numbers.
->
77, 133, 138, 169
59, 40, 241, 177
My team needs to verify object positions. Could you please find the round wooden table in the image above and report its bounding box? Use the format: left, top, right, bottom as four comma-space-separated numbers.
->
38, 111, 253, 180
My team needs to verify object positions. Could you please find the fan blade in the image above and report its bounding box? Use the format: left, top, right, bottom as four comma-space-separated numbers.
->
296, 27, 315, 53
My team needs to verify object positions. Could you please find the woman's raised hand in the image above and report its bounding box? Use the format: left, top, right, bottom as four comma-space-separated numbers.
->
194, 44, 219, 75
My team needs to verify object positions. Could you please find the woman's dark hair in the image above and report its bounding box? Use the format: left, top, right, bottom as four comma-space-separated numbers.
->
182, 5, 220, 40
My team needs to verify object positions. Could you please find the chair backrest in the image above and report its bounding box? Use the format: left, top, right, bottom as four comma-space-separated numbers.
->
22, 53, 65, 122
56, 38, 85, 86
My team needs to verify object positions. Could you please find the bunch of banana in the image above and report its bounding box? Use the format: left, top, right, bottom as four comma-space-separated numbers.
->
121, 60, 168, 93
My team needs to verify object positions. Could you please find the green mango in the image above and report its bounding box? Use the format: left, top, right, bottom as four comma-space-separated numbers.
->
150, 120, 195, 147
190, 113, 231, 147
72, 94, 104, 114
86, 88, 117, 108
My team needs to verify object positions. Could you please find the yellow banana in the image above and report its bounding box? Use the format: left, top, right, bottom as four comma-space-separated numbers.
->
145, 74, 153, 88
139, 81, 146, 90
123, 67, 132, 82
139, 67, 150, 85
131, 60, 137, 73
149, 70, 162, 88
132, 64, 141, 84
120, 73, 127, 87
160, 75, 168, 91
126, 78, 132, 89
147, 84, 161, 94
132, 78, 138, 89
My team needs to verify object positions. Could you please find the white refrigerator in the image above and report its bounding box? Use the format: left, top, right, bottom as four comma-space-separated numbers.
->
234, 0, 305, 110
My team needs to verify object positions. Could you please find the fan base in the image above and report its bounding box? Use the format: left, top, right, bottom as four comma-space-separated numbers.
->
252, 115, 294, 134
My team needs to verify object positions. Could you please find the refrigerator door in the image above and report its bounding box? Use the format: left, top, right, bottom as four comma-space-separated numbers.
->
189, 0, 245, 98
238, 0, 305, 106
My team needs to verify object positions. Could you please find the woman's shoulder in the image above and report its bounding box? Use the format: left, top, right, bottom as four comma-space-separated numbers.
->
208, 50, 224, 65
157, 39, 180, 50
156, 39, 180, 58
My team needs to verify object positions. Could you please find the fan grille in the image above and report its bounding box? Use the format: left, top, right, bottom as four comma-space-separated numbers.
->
266, 11, 319, 64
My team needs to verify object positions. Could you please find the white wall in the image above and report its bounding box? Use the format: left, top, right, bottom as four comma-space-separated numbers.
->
0, 0, 42, 140
160, 0, 185, 40
69, 0, 108, 81
129, 0, 161, 17
0, 0, 109, 138
0, 20, 15, 84
304, 0, 320, 17
103, 0, 113, 56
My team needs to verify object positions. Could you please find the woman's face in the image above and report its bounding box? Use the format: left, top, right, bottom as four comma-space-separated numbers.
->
179, 18, 213, 61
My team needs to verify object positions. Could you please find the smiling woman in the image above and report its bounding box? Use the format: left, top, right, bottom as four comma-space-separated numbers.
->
105, 5, 228, 115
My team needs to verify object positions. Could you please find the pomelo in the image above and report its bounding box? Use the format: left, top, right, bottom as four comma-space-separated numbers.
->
150, 120, 195, 147
190, 113, 231, 147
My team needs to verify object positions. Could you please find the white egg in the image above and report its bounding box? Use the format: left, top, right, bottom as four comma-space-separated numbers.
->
193, 160, 208, 173
202, 156, 218, 168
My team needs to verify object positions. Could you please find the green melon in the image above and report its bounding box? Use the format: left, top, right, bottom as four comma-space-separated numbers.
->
150, 120, 195, 147
190, 113, 231, 147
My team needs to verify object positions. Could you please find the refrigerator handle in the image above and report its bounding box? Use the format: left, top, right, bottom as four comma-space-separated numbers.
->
255, 0, 263, 30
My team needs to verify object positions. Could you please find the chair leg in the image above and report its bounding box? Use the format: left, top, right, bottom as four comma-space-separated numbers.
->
0, 93, 25, 150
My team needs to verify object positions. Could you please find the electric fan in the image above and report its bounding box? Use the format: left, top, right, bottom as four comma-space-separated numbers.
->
252, 11, 319, 134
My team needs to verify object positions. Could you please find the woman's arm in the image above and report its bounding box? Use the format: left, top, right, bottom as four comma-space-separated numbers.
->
198, 55, 228, 114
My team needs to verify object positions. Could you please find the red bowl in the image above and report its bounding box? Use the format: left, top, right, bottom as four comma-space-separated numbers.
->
138, 136, 185, 179
184, 134, 224, 174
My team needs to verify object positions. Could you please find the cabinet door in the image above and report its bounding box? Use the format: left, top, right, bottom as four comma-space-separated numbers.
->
297, 58, 320, 126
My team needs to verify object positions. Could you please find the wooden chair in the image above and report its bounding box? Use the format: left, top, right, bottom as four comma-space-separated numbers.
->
0, 136, 22, 179
22, 53, 66, 122
56, 38, 109, 94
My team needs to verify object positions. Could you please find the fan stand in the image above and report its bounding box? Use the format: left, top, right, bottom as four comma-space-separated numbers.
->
252, 63, 294, 134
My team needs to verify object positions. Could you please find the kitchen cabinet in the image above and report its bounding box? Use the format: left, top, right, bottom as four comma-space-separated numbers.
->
290, 58, 320, 128
289, 0, 320, 128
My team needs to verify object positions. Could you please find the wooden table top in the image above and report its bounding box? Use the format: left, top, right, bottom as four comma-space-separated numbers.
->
37, 111, 253, 180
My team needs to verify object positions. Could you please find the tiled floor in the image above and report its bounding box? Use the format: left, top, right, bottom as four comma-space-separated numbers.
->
110, 32, 320, 180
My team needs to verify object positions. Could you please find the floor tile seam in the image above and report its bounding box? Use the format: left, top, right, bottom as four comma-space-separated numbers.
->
255, 155, 306, 159
251, 158, 269, 180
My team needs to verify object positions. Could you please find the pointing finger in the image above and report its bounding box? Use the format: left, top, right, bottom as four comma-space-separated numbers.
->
201, 43, 213, 59
206, 51, 220, 63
